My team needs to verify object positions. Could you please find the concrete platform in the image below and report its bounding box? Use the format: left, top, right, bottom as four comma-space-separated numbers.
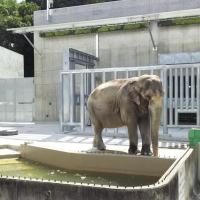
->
0, 148, 20, 158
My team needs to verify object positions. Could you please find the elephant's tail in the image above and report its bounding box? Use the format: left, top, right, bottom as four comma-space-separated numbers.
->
87, 98, 96, 124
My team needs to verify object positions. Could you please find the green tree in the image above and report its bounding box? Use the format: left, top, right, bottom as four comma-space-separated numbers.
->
0, 0, 39, 76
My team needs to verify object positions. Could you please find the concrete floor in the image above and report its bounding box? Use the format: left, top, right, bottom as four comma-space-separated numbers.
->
0, 122, 190, 159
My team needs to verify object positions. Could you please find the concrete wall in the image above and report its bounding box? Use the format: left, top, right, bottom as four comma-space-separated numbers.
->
0, 46, 24, 78
34, 0, 200, 26
34, 23, 200, 121
0, 78, 34, 122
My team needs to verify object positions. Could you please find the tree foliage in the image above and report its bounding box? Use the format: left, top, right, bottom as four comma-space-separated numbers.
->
0, 0, 39, 76
0, 0, 117, 77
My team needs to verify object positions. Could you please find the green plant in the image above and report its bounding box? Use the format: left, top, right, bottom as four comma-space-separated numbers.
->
97, 25, 110, 33
158, 16, 200, 27
123, 23, 146, 30
39, 22, 146, 38
74, 28, 92, 35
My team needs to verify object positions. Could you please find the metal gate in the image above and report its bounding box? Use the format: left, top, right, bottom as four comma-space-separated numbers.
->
60, 64, 200, 134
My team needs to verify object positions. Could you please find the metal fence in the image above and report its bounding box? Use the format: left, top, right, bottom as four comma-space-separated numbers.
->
60, 64, 200, 134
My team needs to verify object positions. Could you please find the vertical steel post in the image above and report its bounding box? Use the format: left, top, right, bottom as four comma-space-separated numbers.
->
59, 73, 64, 131
102, 72, 106, 83
191, 67, 194, 110
185, 67, 189, 110
126, 70, 129, 78
163, 68, 168, 134
46, 0, 49, 21
80, 73, 85, 131
96, 33, 99, 58
180, 68, 183, 110
174, 68, 178, 125
197, 67, 200, 126
69, 73, 74, 123
91, 72, 95, 91
169, 68, 173, 125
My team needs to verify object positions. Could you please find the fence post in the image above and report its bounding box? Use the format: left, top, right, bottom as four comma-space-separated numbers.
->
80, 73, 85, 132
197, 67, 200, 126
59, 72, 64, 132
162, 68, 168, 134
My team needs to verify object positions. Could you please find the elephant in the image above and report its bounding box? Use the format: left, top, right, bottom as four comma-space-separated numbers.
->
87, 74, 164, 156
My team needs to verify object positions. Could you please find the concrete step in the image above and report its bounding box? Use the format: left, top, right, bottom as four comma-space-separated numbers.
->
0, 148, 20, 159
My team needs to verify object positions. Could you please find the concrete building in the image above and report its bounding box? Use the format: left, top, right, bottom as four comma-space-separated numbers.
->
0, 46, 34, 122
8, 0, 200, 124
0, 46, 24, 78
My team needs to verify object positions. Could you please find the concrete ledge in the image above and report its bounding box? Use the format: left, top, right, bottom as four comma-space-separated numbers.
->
0, 148, 20, 159
20, 144, 174, 177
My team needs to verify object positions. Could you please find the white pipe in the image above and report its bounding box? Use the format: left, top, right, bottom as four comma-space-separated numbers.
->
46, 0, 49, 21
95, 33, 99, 58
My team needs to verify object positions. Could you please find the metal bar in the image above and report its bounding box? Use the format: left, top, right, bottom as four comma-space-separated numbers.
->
197, 67, 200, 126
23, 34, 41, 56
180, 68, 183, 110
114, 71, 117, 79
185, 68, 189, 110
96, 33, 99, 58
69, 73, 74, 123
147, 22, 157, 51
59, 73, 64, 131
162, 68, 168, 134
91, 72, 95, 91
174, 68, 178, 125
46, 0, 49, 21
61, 63, 200, 75
102, 72, 106, 83
191, 67, 194, 110
169, 68, 173, 125
126, 70, 129, 78
80, 73, 85, 131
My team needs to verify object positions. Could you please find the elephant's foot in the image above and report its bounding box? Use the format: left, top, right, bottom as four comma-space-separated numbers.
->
128, 144, 139, 154
93, 138, 106, 151
141, 144, 152, 156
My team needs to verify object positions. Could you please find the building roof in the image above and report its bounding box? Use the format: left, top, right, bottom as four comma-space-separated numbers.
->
7, 8, 200, 34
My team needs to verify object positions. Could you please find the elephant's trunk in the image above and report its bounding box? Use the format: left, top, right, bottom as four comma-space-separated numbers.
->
149, 96, 163, 156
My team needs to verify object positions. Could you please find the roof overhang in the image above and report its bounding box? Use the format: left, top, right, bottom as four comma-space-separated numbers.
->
7, 8, 200, 34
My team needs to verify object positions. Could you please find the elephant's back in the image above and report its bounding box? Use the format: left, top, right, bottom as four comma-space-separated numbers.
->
87, 79, 127, 127
89, 79, 127, 100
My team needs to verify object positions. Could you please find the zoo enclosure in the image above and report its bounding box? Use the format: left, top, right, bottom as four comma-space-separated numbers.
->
60, 64, 200, 134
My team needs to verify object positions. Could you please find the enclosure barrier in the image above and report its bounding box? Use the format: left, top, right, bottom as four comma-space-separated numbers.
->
60, 64, 200, 134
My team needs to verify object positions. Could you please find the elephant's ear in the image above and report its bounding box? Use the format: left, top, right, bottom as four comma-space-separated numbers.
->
125, 80, 141, 106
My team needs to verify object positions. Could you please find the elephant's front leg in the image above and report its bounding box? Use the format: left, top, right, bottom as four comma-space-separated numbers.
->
93, 124, 106, 150
138, 114, 152, 156
127, 120, 139, 154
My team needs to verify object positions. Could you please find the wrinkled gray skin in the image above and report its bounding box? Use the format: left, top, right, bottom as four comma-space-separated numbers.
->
87, 74, 164, 156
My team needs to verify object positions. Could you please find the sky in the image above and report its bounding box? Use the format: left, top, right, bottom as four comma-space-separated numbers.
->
16, 0, 24, 2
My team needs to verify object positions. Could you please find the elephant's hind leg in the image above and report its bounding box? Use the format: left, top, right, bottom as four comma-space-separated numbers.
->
93, 124, 106, 150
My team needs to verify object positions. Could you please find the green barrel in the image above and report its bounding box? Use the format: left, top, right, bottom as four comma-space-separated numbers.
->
188, 128, 200, 148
